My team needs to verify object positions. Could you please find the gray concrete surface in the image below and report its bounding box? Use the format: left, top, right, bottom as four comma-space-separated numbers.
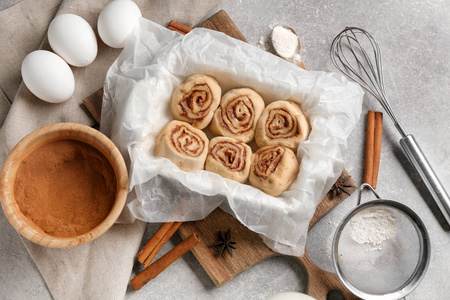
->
1, 0, 450, 299
0, 0, 21, 10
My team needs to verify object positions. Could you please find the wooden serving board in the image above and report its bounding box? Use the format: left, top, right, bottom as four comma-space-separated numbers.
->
83, 10, 359, 300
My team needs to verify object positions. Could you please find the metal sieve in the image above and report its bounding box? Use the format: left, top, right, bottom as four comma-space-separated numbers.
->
332, 184, 430, 299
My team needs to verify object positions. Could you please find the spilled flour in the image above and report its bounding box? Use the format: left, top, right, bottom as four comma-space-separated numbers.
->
257, 36, 269, 51
350, 208, 397, 250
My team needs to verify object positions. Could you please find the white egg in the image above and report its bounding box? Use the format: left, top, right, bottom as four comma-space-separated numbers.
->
48, 14, 98, 67
266, 292, 317, 300
21, 50, 75, 103
97, 0, 142, 48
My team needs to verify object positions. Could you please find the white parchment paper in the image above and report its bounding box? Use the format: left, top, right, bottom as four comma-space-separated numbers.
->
101, 18, 364, 256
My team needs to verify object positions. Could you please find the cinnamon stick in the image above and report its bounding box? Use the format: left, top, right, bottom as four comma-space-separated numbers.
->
364, 111, 383, 187
142, 222, 183, 267
130, 233, 200, 291
167, 26, 186, 35
364, 111, 375, 185
137, 222, 174, 264
168, 20, 192, 35
372, 112, 383, 188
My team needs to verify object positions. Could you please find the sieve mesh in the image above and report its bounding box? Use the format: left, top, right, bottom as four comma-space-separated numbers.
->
334, 202, 426, 296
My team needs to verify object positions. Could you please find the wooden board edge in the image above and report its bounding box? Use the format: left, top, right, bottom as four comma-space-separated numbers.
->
198, 10, 247, 42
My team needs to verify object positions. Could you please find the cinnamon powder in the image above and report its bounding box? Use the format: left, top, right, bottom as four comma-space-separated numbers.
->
14, 139, 117, 238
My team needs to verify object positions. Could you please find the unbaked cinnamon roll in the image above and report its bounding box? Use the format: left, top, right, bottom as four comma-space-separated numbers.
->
210, 88, 265, 143
155, 120, 209, 171
205, 137, 252, 183
255, 100, 310, 152
249, 145, 299, 196
170, 74, 221, 129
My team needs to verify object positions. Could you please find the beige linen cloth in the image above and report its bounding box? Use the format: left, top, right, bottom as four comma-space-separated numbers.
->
0, 0, 219, 299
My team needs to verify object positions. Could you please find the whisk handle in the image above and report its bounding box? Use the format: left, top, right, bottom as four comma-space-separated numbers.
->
400, 134, 450, 225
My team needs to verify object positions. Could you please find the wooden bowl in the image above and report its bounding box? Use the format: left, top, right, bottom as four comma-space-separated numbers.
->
0, 123, 128, 248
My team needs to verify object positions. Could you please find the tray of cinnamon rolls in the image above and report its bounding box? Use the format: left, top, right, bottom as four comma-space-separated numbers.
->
101, 19, 363, 254
157, 73, 310, 196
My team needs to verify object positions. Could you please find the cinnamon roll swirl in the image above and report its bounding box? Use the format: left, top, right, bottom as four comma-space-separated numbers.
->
210, 88, 265, 143
170, 74, 221, 129
249, 145, 299, 196
155, 120, 209, 171
255, 100, 310, 152
205, 137, 252, 183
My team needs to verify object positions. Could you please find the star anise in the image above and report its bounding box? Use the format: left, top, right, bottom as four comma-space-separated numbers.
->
210, 228, 236, 257
329, 174, 353, 198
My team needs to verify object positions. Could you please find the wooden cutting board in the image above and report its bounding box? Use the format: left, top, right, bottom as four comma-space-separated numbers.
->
83, 10, 359, 300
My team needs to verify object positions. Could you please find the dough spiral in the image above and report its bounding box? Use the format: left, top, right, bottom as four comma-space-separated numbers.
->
205, 137, 252, 183
155, 120, 208, 171
255, 100, 310, 152
249, 145, 299, 196
170, 74, 221, 129
210, 88, 265, 143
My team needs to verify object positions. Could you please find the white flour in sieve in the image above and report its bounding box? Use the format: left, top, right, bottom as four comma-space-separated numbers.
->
350, 208, 397, 250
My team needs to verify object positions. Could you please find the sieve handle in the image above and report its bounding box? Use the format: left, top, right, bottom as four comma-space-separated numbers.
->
296, 252, 359, 300
400, 134, 450, 225
357, 183, 381, 206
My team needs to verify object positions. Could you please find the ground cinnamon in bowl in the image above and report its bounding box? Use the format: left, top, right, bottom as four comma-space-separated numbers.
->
14, 139, 117, 238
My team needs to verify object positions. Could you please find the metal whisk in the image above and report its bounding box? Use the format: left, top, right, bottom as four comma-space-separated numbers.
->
330, 27, 450, 225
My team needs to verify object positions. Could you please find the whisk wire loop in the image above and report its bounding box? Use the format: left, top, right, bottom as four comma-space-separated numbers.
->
346, 31, 380, 95
330, 27, 406, 137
